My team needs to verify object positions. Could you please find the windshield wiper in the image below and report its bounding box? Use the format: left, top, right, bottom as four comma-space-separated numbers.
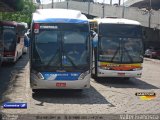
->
122, 48, 133, 63
63, 51, 78, 69
46, 49, 60, 67
110, 46, 120, 62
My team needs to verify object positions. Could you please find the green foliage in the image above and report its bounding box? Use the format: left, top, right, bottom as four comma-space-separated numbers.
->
15, 0, 24, 11
2, 0, 24, 11
1, 0, 36, 26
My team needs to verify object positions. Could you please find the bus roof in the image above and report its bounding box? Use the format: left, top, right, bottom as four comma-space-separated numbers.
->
94, 18, 141, 25
32, 9, 88, 23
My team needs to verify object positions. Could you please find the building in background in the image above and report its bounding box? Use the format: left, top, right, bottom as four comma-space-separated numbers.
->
125, 0, 160, 10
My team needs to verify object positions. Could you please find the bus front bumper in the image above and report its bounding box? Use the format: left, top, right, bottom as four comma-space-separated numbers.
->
97, 69, 142, 78
30, 74, 91, 90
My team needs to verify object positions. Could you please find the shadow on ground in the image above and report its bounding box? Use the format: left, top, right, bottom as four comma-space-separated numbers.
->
32, 86, 114, 106
93, 77, 159, 89
0, 54, 29, 105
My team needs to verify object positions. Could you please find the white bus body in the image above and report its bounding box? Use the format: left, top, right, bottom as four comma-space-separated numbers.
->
30, 9, 91, 90
92, 18, 144, 78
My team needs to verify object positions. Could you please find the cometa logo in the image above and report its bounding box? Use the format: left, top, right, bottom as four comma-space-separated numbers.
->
135, 92, 156, 101
3, 102, 27, 109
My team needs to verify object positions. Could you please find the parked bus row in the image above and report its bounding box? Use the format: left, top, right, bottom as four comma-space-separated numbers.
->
0, 21, 29, 66
30, 9, 144, 92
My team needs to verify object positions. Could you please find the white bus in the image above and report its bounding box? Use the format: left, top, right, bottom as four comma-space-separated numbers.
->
0, 21, 25, 63
30, 9, 92, 91
92, 18, 144, 79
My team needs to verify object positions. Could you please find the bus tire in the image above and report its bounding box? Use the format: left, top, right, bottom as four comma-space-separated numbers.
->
92, 74, 97, 79
91, 73, 95, 78
75, 89, 83, 92
32, 89, 39, 94
123, 77, 130, 80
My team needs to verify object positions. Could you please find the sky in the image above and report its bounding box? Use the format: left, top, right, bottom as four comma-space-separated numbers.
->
39, 0, 128, 4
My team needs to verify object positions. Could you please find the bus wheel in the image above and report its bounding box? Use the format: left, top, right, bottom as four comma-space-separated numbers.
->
32, 89, 41, 97
92, 74, 97, 79
91, 73, 95, 78
123, 77, 130, 80
75, 89, 83, 92
32, 89, 40, 94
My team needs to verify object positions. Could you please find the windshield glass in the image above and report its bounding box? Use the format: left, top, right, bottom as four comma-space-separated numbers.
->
98, 24, 143, 63
99, 37, 120, 62
63, 31, 89, 68
34, 30, 60, 67
99, 24, 142, 38
122, 38, 143, 63
99, 37, 143, 63
3, 26, 16, 51
32, 23, 90, 71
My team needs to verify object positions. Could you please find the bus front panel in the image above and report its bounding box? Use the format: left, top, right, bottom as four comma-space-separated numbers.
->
30, 23, 91, 89
96, 24, 143, 78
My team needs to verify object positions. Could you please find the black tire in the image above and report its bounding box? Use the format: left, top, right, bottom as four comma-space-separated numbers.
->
75, 89, 83, 92
123, 77, 130, 80
32, 89, 40, 94
92, 73, 98, 80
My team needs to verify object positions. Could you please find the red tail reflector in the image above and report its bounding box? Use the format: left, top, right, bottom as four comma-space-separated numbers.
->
34, 23, 40, 29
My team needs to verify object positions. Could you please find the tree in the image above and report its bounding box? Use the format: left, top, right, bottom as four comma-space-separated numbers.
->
1, 0, 24, 11
1, 0, 36, 26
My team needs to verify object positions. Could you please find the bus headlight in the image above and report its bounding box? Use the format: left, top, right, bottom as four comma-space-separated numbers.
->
37, 72, 44, 80
31, 70, 44, 80
78, 71, 89, 80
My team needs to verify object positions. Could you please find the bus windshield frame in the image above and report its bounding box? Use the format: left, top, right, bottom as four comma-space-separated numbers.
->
98, 23, 143, 64
31, 23, 90, 72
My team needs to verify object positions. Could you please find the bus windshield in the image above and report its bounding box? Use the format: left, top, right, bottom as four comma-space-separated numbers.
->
99, 24, 142, 38
35, 30, 60, 67
3, 26, 16, 52
33, 23, 90, 71
98, 24, 143, 63
63, 31, 88, 68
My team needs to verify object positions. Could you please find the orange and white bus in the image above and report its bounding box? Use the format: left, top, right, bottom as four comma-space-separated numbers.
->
92, 18, 144, 79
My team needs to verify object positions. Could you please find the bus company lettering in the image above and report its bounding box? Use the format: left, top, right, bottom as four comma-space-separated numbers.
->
40, 26, 58, 29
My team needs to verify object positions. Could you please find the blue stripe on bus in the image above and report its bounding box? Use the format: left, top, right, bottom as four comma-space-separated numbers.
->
34, 18, 88, 24
41, 72, 81, 81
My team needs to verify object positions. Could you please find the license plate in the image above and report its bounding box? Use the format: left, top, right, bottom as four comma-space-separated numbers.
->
56, 83, 66, 87
118, 73, 125, 77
